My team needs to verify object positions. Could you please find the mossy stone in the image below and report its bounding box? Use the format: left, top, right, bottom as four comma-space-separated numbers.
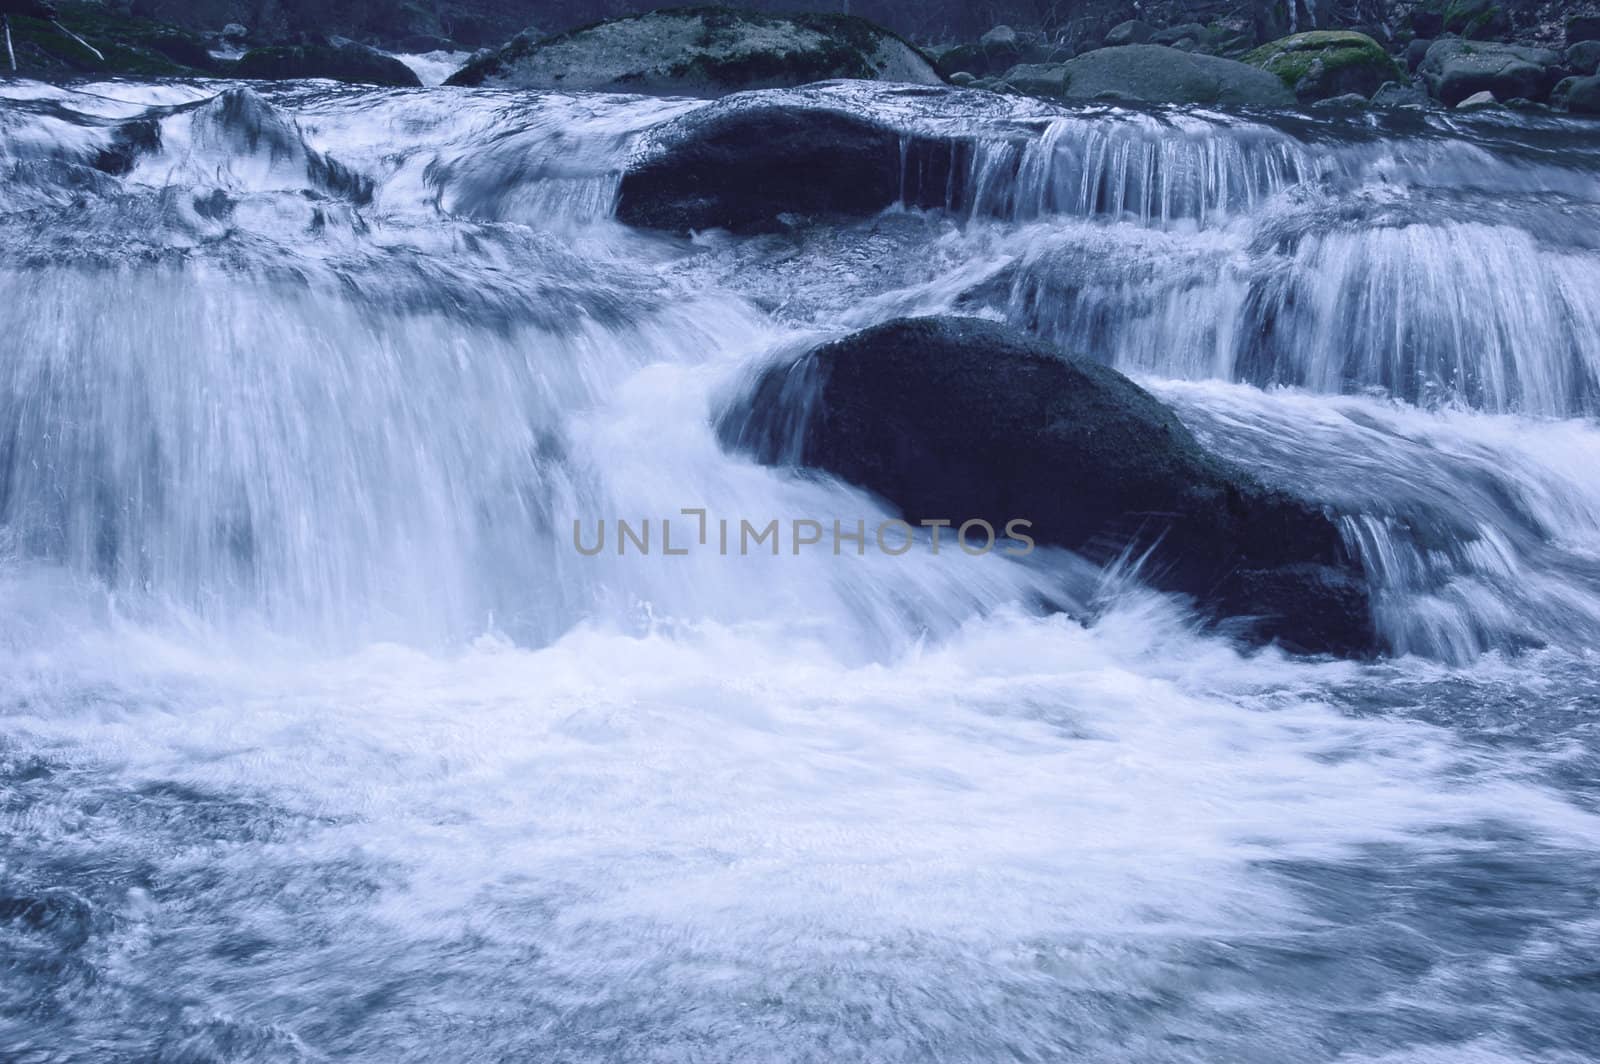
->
1243, 30, 1403, 102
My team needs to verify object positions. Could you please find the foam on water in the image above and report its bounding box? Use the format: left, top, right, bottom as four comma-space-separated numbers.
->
2, 77, 1599, 1062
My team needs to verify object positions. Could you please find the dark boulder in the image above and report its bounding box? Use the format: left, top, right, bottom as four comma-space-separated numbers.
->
234, 41, 422, 87
1418, 37, 1561, 105
1568, 14, 1600, 44
1566, 40, 1600, 76
616, 99, 972, 234
1554, 74, 1600, 113
1406, 37, 1433, 72
718, 317, 1377, 657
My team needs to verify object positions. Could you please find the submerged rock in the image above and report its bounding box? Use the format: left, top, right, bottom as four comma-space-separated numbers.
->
616, 96, 970, 234
234, 41, 422, 87
1418, 38, 1561, 106
719, 317, 1377, 657
444, 8, 940, 94
1055, 44, 1294, 106
1243, 31, 1401, 102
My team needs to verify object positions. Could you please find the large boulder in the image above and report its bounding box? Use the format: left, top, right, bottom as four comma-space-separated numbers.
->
1056, 44, 1295, 106
1243, 31, 1403, 102
1566, 40, 1600, 76
234, 41, 423, 86
719, 317, 1377, 657
616, 99, 968, 234
1554, 74, 1600, 113
444, 9, 940, 94
1418, 37, 1562, 106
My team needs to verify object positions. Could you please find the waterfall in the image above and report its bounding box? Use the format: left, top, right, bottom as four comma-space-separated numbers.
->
2, 76, 1598, 1064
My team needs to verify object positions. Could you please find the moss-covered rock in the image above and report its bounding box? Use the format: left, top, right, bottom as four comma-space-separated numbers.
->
445, 7, 940, 94
1409, 0, 1511, 41
1, 1, 216, 78
233, 42, 423, 87
1243, 31, 1402, 102
1057, 44, 1295, 107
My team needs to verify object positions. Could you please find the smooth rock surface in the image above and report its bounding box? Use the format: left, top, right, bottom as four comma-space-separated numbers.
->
719, 317, 1377, 656
1056, 44, 1295, 106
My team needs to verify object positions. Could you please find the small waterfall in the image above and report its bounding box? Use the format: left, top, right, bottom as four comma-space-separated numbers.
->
965, 113, 1326, 227
4, 76, 1600, 1064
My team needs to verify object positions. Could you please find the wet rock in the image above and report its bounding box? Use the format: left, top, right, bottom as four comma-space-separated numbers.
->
1245, 31, 1402, 102
220, 23, 248, 43
1057, 44, 1295, 106
91, 116, 161, 175
445, 9, 939, 93
947, 71, 977, 86
1104, 20, 1154, 46
1456, 88, 1499, 108
980, 25, 1020, 49
234, 40, 422, 86
1419, 38, 1561, 106
934, 32, 1026, 80
718, 317, 1377, 657
1555, 74, 1600, 113
1371, 80, 1433, 107
1314, 91, 1370, 108
1566, 40, 1600, 76
1002, 62, 1069, 96
1406, 37, 1433, 72
1151, 22, 1209, 49
616, 99, 969, 234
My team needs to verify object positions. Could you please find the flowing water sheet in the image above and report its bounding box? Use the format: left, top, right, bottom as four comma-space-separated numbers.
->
1, 77, 1599, 1062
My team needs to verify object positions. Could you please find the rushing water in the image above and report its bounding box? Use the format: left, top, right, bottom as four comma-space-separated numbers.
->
1, 77, 1598, 1063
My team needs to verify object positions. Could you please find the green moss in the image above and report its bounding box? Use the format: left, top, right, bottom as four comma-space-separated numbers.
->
1243, 31, 1402, 97
5, 2, 213, 77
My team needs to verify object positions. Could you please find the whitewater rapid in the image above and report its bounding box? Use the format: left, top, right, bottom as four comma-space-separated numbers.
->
1, 76, 1598, 1062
